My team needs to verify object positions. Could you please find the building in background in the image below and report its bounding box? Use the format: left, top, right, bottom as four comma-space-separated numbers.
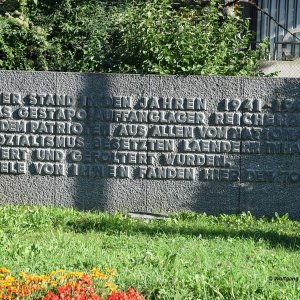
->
241, 0, 300, 76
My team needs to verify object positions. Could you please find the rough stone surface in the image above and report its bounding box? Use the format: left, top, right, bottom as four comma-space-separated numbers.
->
240, 77, 300, 219
0, 71, 299, 219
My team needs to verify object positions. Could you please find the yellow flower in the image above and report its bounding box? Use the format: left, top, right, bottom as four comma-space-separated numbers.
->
51, 280, 57, 287
0, 266, 121, 298
19, 272, 27, 278
104, 282, 118, 292
74, 272, 83, 278
0, 268, 10, 274
105, 268, 116, 277
58, 275, 66, 281
5, 276, 15, 282
92, 268, 106, 279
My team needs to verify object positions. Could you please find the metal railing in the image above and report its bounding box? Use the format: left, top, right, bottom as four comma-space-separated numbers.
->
256, 0, 300, 60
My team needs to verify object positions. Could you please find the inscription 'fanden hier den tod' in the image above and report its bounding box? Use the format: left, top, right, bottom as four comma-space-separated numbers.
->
1, 92, 300, 183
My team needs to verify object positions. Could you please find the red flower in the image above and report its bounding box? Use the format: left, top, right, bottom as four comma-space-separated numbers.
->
107, 288, 145, 300
42, 274, 144, 300
44, 291, 60, 300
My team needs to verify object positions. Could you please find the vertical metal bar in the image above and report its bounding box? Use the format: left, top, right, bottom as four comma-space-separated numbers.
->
257, 0, 263, 42
297, 0, 300, 27
268, 0, 272, 59
278, 0, 285, 59
289, 0, 292, 59
292, 0, 297, 56
284, 0, 289, 60
269, 0, 277, 59
285, 0, 289, 32
295, 0, 300, 57
279, 0, 285, 33
262, 0, 267, 41
285, 0, 289, 31
293, 0, 297, 29
275, 0, 280, 59
265, 0, 270, 59
262, 0, 268, 51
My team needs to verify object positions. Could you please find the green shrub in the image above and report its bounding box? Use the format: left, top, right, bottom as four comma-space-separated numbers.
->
108, 0, 267, 75
41, 0, 110, 72
0, 11, 49, 70
0, 0, 111, 71
0, 0, 267, 75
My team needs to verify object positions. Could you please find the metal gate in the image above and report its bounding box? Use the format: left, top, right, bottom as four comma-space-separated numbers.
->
256, 0, 300, 60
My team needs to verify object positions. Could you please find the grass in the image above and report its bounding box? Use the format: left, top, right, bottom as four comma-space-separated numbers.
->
0, 205, 299, 299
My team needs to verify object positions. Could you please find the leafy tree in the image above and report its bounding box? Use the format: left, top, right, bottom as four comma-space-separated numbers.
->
107, 0, 267, 75
0, 0, 267, 75
0, 0, 111, 71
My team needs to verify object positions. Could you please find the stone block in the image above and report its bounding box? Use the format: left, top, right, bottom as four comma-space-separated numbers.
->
0, 71, 299, 219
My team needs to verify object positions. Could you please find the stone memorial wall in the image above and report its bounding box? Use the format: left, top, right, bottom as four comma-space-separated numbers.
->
0, 71, 299, 219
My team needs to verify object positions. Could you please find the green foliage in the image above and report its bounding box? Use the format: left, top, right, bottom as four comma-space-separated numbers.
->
0, 0, 268, 75
40, 0, 110, 72
108, 0, 266, 75
0, 18, 49, 70
0, 0, 111, 71
274, 212, 289, 223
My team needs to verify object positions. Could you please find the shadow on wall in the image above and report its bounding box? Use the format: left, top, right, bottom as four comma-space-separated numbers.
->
238, 77, 300, 220
68, 75, 300, 220
71, 73, 149, 212
190, 77, 300, 220
72, 74, 111, 211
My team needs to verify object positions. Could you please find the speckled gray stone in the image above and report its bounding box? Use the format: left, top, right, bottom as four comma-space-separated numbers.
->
146, 76, 241, 215
0, 71, 57, 206
240, 77, 300, 219
0, 71, 299, 219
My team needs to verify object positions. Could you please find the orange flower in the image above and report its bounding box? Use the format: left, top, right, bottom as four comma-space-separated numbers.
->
0, 267, 144, 300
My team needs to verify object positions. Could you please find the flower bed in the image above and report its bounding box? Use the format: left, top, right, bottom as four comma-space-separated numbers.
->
0, 267, 144, 300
